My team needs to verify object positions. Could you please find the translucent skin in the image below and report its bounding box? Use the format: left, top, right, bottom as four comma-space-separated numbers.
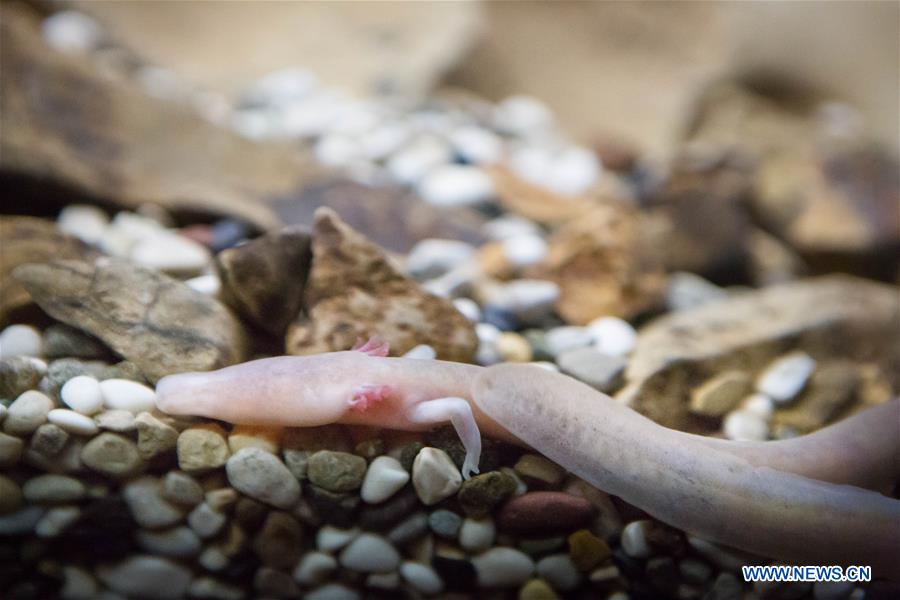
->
472, 364, 900, 577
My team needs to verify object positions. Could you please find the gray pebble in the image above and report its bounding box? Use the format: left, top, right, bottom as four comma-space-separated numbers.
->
428, 509, 462, 538
307, 450, 367, 492
226, 447, 300, 509
28, 423, 69, 456
98, 555, 192, 600
23, 474, 86, 503
161, 471, 204, 507
42, 324, 111, 360
136, 526, 202, 558
81, 432, 143, 477
557, 347, 626, 392
122, 476, 185, 529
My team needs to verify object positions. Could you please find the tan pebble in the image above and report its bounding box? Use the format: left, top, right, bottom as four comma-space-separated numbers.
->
81, 432, 143, 478
689, 371, 752, 417
228, 425, 281, 454
177, 425, 230, 473
497, 332, 533, 363
519, 578, 559, 600
514, 454, 565, 487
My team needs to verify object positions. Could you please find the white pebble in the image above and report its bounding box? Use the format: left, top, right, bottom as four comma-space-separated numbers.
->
230, 109, 273, 140
449, 126, 503, 164
756, 352, 817, 404
418, 165, 494, 207
586, 317, 637, 357
741, 394, 775, 421
402, 345, 436, 360
361, 456, 410, 504
339, 533, 400, 572
316, 525, 360, 552
243, 67, 318, 107
57, 205, 109, 245
185, 274, 221, 296
36, 505, 81, 538
97, 555, 192, 600
0, 325, 43, 359
407, 239, 475, 279
100, 379, 157, 414
488, 279, 560, 324
494, 95, 553, 136
61, 565, 99, 600
483, 215, 542, 241
48, 409, 99, 436
621, 520, 653, 558
544, 146, 602, 196
544, 325, 593, 357
452, 298, 482, 323
459, 517, 495, 552
502, 234, 547, 268
387, 137, 451, 185
4, 390, 54, 436
315, 134, 363, 167
537, 553, 582, 591
472, 547, 535, 587
61, 376, 103, 415
292, 551, 337, 585
360, 123, 411, 161
130, 231, 211, 274
400, 561, 444, 595
412, 447, 462, 505
42, 11, 103, 54
723, 409, 769, 441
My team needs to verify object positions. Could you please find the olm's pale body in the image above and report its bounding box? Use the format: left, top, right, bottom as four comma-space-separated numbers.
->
155, 348, 900, 576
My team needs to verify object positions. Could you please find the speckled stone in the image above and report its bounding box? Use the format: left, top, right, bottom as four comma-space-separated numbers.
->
177, 424, 230, 473
80, 432, 143, 478
307, 450, 367, 492
568, 529, 611, 571
28, 423, 69, 456
457, 470, 518, 517
0, 356, 45, 399
135, 412, 179, 460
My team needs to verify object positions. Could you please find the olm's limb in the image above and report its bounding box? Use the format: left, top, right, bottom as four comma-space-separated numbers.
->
408, 397, 482, 479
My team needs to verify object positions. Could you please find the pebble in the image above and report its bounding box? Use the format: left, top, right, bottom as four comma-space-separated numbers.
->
252, 510, 304, 569
400, 561, 444, 595
586, 316, 637, 357
305, 583, 361, 600
42, 325, 110, 360
361, 455, 409, 503
254, 566, 300, 598
387, 511, 429, 545
519, 578, 560, 600
3, 390, 54, 435
514, 454, 565, 488
460, 517, 496, 552
29, 422, 69, 456
666, 272, 730, 311
97, 555, 192, 600
205, 488, 238, 512
620, 520, 682, 559
472, 547, 535, 588
488, 280, 560, 325
23, 474, 86, 503
544, 326, 593, 357
494, 95, 553, 136
679, 558, 713, 585
226, 447, 300, 509
0, 474, 23, 514
756, 352, 817, 404
307, 450, 367, 492
418, 165, 494, 206
557, 347, 626, 392
366, 571, 400, 591
57, 204, 109, 244
569, 529, 611, 572
185, 274, 221, 296
99, 379, 156, 414
94, 409, 136, 432
428, 509, 463, 538
60, 376, 104, 415
60, 565, 99, 600
177, 425, 230, 472
122, 476, 186, 529
449, 126, 503, 164
496, 332, 533, 362
502, 234, 548, 268
689, 371, 752, 417
35, 505, 81, 537
316, 525, 359, 552
412, 447, 462, 505
741, 393, 775, 420
706, 572, 743, 600
81, 432, 143, 477
136, 526, 202, 557
458, 470, 518, 517
134, 412, 178, 459
0, 356, 46, 399
293, 551, 337, 585
47, 408, 98, 436
339, 533, 401, 573
130, 231, 211, 274
227, 424, 280, 454
723, 409, 769, 441
387, 136, 452, 184
0, 505, 44, 535
537, 554, 582, 591
452, 297, 482, 322
188, 502, 227, 539
188, 577, 244, 600
497, 492, 595, 536
407, 239, 476, 279
0, 324, 43, 359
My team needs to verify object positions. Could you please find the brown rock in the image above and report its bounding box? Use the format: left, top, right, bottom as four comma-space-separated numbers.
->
14, 258, 248, 383
216, 226, 312, 336
252, 510, 304, 570
0, 217, 98, 324
497, 492, 595, 536
286, 208, 477, 361
620, 275, 898, 433
489, 167, 597, 225
526, 204, 665, 324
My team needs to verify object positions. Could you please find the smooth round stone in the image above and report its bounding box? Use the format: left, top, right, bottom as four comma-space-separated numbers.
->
496, 332, 533, 363
586, 317, 637, 357
42, 11, 103, 53
130, 231, 211, 274
428, 509, 462, 538
756, 352, 817, 404
514, 454, 565, 488
226, 447, 300, 509
99, 379, 156, 414
305, 583, 361, 600
35, 505, 81, 538
23, 474, 86, 503
400, 561, 444, 595
541, 146, 601, 196
387, 136, 452, 184
98, 555, 192, 600
723, 409, 769, 441
58, 204, 109, 244
544, 326, 593, 357
450, 126, 503, 164
0, 505, 44, 535
0, 474, 23, 514
557, 347, 626, 393
537, 554, 581, 591
412, 447, 462, 506
387, 511, 429, 545
136, 526, 201, 558
339, 533, 400, 573
185, 274, 221, 296
407, 238, 475, 279
418, 165, 494, 207
243, 66, 317, 107
666, 272, 729, 311
48, 409, 99, 436
307, 450, 367, 492
472, 547, 535, 588
198, 547, 228, 572
177, 426, 230, 472
60, 376, 103, 415
741, 393, 775, 420
61, 565, 99, 600
502, 234, 548, 268
0, 325, 43, 359
4, 390, 54, 435
402, 344, 437, 360
689, 371, 752, 417
519, 578, 559, 600
94, 409, 136, 432
316, 525, 359, 552
366, 571, 400, 592
187, 502, 227, 539
483, 214, 542, 241
459, 517, 496, 552
452, 298, 481, 323
292, 551, 337, 585
81, 432, 142, 477
621, 520, 653, 558
123, 476, 186, 529
361, 455, 409, 504
188, 577, 244, 600
494, 95, 553, 136
497, 492, 595, 536
315, 134, 363, 167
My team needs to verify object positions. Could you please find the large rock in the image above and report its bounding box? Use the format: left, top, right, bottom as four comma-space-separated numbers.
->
0, 217, 98, 325
14, 258, 248, 383
0, 4, 319, 230
526, 204, 665, 324
286, 208, 477, 361
619, 275, 898, 433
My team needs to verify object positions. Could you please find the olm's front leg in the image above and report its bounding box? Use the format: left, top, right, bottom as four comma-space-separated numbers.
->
408, 397, 482, 479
